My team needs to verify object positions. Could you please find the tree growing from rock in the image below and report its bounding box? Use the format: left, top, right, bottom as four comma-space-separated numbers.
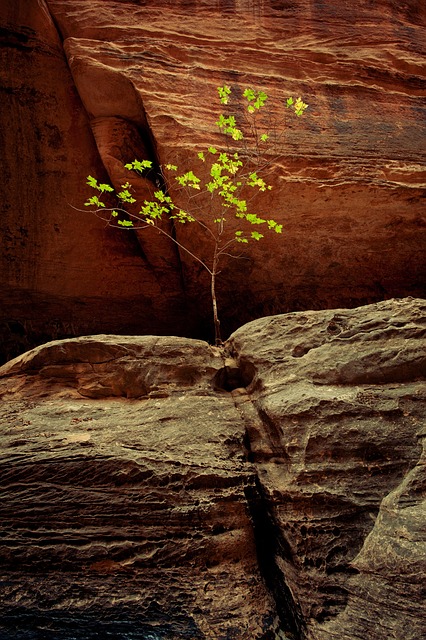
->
84, 86, 308, 344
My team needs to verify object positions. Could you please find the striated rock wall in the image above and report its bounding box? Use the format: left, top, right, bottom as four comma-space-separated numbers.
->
0, 335, 278, 638
228, 295, 426, 639
0, 297, 425, 638
1, 0, 425, 361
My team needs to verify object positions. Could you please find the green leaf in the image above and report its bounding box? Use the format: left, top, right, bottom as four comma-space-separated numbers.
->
125, 159, 153, 173
140, 201, 164, 220
287, 96, 308, 116
216, 114, 243, 140
117, 219, 134, 227
198, 152, 205, 162
176, 170, 201, 190
244, 88, 267, 110
86, 175, 98, 189
98, 182, 114, 193
208, 146, 218, 155
243, 88, 255, 102
217, 85, 231, 104
171, 209, 195, 223
294, 96, 308, 116
85, 195, 105, 208
251, 231, 264, 241
154, 190, 165, 202
255, 91, 268, 109
117, 189, 136, 203
260, 133, 269, 142
246, 213, 266, 225
210, 163, 222, 180
85, 175, 113, 194
267, 220, 282, 233
165, 163, 178, 171
247, 172, 268, 191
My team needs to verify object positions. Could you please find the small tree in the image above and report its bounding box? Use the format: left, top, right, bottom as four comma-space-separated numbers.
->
84, 86, 308, 345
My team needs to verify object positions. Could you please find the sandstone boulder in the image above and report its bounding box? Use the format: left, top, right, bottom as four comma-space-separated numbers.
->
0, 336, 278, 638
0, 298, 425, 638
228, 296, 426, 639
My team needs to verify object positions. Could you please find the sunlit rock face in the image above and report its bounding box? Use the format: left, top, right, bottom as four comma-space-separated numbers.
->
0, 298, 425, 639
1, 0, 425, 361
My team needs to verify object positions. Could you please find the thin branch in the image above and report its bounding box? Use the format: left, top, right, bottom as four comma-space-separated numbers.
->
72, 204, 213, 274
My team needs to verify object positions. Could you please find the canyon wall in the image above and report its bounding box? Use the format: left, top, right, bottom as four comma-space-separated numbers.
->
0, 298, 425, 638
1, 0, 425, 361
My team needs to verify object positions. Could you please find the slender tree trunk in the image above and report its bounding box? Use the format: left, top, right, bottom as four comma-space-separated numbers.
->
211, 246, 222, 346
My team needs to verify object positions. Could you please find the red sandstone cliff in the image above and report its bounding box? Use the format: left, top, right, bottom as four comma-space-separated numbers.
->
1, 0, 425, 360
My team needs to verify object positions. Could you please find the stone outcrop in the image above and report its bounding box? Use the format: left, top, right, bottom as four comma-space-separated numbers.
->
0, 336, 278, 638
1, 297, 425, 639
227, 296, 426, 639
1, 0, 425, 362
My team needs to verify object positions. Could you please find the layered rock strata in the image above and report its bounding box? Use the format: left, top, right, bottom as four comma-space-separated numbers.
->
0, 297, 425, 639
0, 336, 278, 638
228, 296, 426, 639
1, 0, 425, 361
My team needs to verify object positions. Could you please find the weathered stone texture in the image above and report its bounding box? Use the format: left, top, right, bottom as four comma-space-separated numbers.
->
0, 0, 191, 365
1, 0, 425, 360
0, 336, 277, 638
228, 296, 426, 639
0, 298, 425, 638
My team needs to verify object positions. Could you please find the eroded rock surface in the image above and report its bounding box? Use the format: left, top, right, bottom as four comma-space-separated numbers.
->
0, 336, 277, 638
1, 0, 425, 361
0, 298, 425, 639
228, 296, 426, 639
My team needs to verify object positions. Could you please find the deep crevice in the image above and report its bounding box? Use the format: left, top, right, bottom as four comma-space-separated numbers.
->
46, 0, 190, 309
141, 119, 190, 299
214, 353, 304, 635
244, 478, 305, 640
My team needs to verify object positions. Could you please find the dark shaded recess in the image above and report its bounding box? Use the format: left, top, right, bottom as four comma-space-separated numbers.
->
0, 27, 35, 51
0, 319, 69, 366
213, 358, 255, 391
213, 367, 243, 392
0, 296, 203, 367
140, 125, 187, 265
244, 478, 305, 640
0, 604, 202, 639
